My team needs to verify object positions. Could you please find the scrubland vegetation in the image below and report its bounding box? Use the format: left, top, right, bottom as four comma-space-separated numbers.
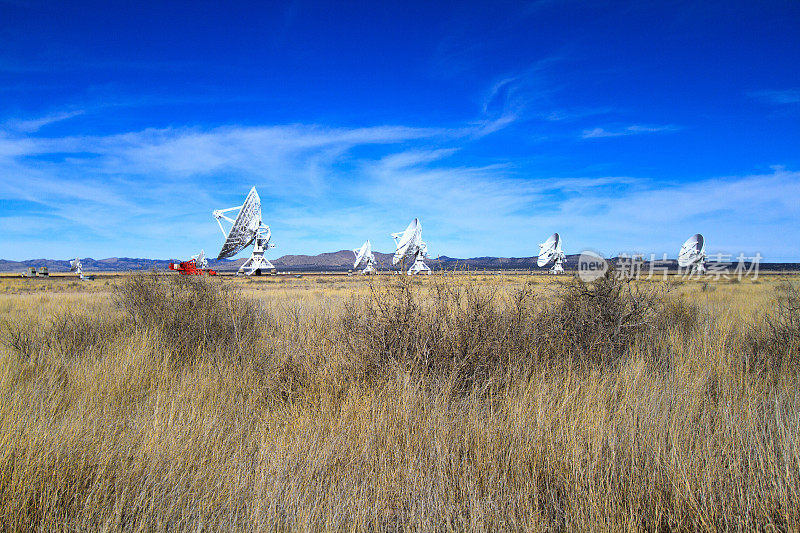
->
0, 272, 798, 530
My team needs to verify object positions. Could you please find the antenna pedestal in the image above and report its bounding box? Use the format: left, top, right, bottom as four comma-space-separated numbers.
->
360, 263, 376, 275
685, 263, 706, 276
238, 253, 274, 276
407, 255, 431, 275
237, 235, 274, 276
550, 255, 565, 274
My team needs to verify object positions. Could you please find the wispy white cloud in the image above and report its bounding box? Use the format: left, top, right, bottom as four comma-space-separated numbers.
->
0, 123, 449, 195
581, 124, 679, 139
541, 106, 616, 122
3, 110, 84, 132
0, 122, 475, 258
547, 176, 637, 190
474, 57, 571, 134
0, 115, 797, 261
749, 89, 800, 105
526, 168, 800, 260
482, 77, 519, 115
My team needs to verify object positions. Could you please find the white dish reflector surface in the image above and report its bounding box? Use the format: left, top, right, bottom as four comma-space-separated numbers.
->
217, 187, 261, 259
393, 218, 422, 265
537, 233, 562, 267
354, 240, 373, 268
678, 233, 705, 267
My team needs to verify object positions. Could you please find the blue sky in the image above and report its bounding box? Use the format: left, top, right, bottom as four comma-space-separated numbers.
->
1, 0, 798, 261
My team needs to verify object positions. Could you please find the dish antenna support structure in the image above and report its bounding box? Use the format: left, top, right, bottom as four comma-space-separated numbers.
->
392, 218, 431, 275
353, 240, 376, 274
213, 187, 276, 276
678, 233, 706, 275
538, 233, 566, 274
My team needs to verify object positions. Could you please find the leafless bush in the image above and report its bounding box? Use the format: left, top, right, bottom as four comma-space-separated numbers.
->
341, 277, 516, 391
341, 273, 680, 391
114, 272, 266, 364
426, 280, 528, 391
341, 277, 428, 380
2, 317, 46, 361
534, 272, 671, 366
746, 282, 800, 374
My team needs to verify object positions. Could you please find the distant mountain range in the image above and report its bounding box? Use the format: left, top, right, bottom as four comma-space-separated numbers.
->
1, 253, 797, 273
0, 257, 177, 273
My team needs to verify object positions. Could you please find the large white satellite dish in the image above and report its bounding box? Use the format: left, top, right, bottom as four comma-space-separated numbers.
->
213, 187, 276, 276
353, 240, 376, 274
678, 233, 706, 274
392, 218, 431, 275
538, 233, 565, 274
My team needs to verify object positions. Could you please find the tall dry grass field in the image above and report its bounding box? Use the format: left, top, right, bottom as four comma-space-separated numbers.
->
0, 272, 798, 531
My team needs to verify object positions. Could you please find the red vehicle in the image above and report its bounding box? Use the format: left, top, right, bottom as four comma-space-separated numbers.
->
169, 250, 217, 275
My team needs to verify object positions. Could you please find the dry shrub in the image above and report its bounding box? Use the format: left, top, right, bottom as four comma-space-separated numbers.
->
342, 273, 684, 392
530, 273, 707, 376
531, 273, 673, 368
424, 280, 533, 391
341, 277, 534, 392
4, 274, 268, 368
655, 293, 702, 335
746, 282, 800, 374
113, 272, 266, 364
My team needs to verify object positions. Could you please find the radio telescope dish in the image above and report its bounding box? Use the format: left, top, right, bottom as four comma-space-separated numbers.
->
69, 257, 93, 280
213, 187, 276, 276
69, 258, 83, 279
392, 218, 431, 275
192, 249, 208, 270
538, 233, 565, 274
678, 233, 706, 274
215, 187, 261, 259
353, 240, 376, 274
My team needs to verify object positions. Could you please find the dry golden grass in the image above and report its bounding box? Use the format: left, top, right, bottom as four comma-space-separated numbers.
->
0, 272, 797, 531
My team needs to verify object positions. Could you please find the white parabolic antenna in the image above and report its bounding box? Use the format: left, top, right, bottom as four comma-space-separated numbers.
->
69, 257, 93, 280
538, 233, 565, 274
69, 258, 83, 278
192, 249, 208, 270
678, 233, 706, 274
353, 240, 376, 274
392, 218, 431, 275
213, 187, 276, 276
